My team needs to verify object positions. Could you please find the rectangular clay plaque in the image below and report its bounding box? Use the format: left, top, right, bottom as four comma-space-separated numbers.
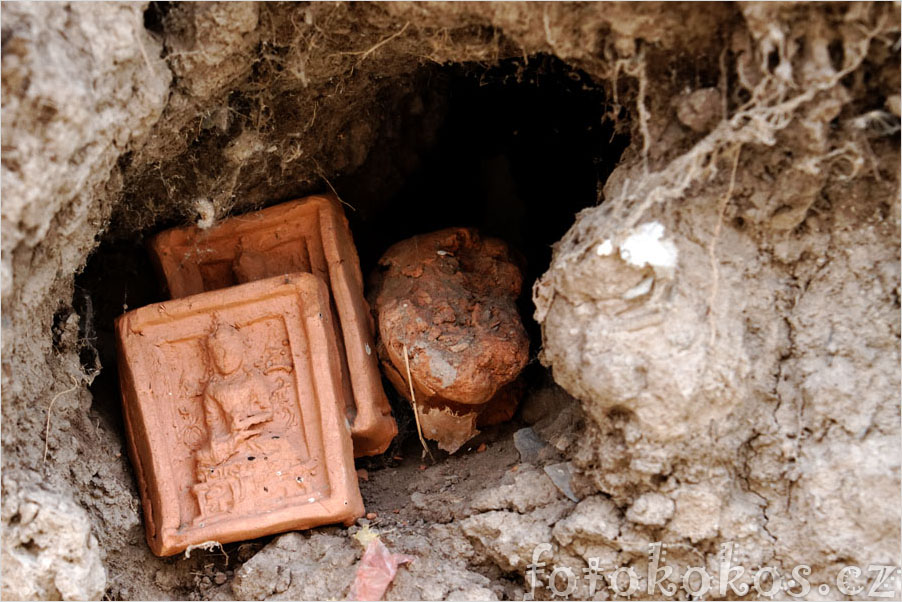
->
116, 272, 364, 556
148, 195, 396, 457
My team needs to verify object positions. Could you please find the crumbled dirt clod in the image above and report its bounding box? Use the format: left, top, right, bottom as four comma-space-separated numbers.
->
675, 87, 723, 133
370, 227, 529, 453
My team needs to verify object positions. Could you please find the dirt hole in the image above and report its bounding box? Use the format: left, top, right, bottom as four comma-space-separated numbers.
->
75, 52, 627, 502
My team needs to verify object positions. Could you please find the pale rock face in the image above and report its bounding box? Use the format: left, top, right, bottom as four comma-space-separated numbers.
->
534, 198, 751, 445
1, 482, 106, 601
471, 468, 562, 514
2, 3, 171, 598
231, 532, 358, 600
668, 485, 723, 543
552, 496, 623, 551
626, 493, 675, 527
532, 33, 900, 583
1, 2, 170, 402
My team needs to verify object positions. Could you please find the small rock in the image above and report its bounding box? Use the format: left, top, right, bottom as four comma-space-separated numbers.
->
553, 495, 623, 550
214, 572, 227, 585
676, 87, 722, 133
887, 94, 901, 117
668, 485, 721, 543
366, 512, 378, 520
513, 427, 548, 464
476, 443, 487, 453
626, 493, 675, 527
471, 467, 561, 513
357, 468, 369, 481
231, 533, 356, 600
273, 566, 291, 594
410, 492, 428, 510
154, 569, 181, 590
460, 510, 562, 573
544, 462, 580, 503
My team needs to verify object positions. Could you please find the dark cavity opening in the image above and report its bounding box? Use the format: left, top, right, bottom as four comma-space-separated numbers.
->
75, 53, 628, 457
142, 1, 171, 38
338, 55, 628, 346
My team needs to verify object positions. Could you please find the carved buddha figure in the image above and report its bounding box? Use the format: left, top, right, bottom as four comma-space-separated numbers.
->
191, 323, 316, 522
195, 325, 273, 471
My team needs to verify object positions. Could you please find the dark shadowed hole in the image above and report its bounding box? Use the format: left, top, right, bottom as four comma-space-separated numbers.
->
75, 53, 628, 469
828, 38, 845, 73
143, 1, 171, 37
340, 54, 629, 347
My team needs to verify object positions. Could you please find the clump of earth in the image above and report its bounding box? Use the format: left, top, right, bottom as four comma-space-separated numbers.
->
369, 226, 529, 453
2, 2, 899, 600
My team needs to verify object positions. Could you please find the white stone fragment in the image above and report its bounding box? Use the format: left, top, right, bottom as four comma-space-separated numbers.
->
595, 239, 614, 256
619, 221, 678, 270
622, 276, 654, 300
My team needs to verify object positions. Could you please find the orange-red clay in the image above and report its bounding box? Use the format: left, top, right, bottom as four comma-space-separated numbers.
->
369, 227, 529, 453
116, 273, 364, 556
148, 194, 396, 457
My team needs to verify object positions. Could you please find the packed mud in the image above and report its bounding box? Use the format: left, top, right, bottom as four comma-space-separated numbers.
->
2, 2, 899, 600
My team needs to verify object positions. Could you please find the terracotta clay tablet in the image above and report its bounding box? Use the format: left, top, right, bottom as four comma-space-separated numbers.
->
148, 194, 396, 457
116, 273, 364, 556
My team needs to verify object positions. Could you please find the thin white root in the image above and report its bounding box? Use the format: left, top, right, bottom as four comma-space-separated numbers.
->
342, 22, 410, 62
184, 540, 228, 562
402, 343, 434, 461
707, 145, 742, 350
43, 375, 79, 465
312, 157, 355, 212
616, 11, 882, 234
